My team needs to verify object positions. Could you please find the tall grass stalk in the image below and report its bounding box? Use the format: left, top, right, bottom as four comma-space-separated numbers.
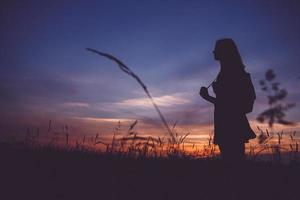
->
86, 48, 176, 143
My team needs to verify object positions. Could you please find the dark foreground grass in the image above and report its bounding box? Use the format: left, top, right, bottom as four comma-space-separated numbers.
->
1, 142, 299, 200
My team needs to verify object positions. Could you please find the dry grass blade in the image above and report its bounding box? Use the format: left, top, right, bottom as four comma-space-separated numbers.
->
94, 140, 109, 147
172, 120, 178, 131
180, 133, 190, 143
128, 120, 138, 134
48, 120, 52, 133
86, 48, 175, 143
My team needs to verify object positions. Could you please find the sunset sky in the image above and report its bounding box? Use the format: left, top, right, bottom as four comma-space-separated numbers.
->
1, 0, 300, 143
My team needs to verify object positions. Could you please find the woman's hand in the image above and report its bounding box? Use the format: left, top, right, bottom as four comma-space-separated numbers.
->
199, 87, 209, 99
199, 86, 216, 104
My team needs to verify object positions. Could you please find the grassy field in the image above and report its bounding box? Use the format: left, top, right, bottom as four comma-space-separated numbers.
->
1, 139, 299, 200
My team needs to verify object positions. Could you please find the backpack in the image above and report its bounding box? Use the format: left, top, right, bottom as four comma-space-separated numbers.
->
209, 72, 256, 114
242, 73, 256, 114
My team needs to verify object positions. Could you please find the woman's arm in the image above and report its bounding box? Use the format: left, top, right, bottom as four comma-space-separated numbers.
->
199, 87, 216, 104
204, 95, 216, 104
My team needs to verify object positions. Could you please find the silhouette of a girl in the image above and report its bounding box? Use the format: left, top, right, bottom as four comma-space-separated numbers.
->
199, 38, 256, 162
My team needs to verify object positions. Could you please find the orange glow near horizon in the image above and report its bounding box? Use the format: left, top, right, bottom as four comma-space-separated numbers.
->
14, 116, 299, 159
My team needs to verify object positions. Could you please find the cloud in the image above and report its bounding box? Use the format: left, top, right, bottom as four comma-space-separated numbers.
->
63, 102, 90, 108
115, 93, 191, 108
74, 117, 132, 123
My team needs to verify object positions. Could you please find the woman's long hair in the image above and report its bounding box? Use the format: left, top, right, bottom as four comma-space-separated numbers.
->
215, 38, 245, 74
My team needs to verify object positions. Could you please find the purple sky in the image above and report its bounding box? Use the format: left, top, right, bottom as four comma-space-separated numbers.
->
1, 0, 299, 140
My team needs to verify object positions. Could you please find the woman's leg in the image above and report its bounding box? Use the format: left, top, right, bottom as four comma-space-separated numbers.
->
219, 142, 245, 162
235, 142, 245, 161
219, 143, 246, 200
